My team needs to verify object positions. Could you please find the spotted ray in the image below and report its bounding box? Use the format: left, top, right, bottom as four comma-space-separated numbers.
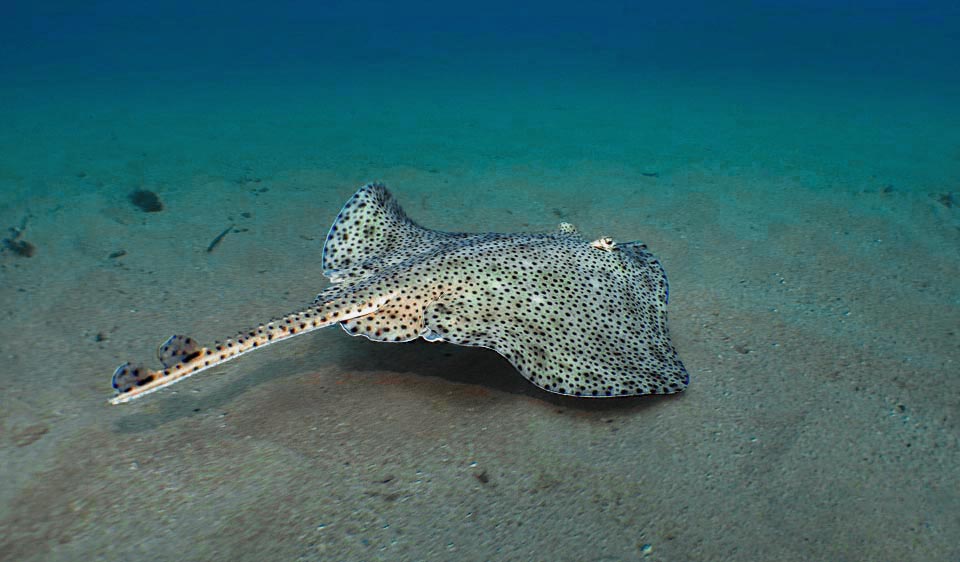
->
109, 183, 688, 404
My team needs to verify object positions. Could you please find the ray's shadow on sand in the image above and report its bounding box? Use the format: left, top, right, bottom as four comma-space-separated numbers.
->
111, 332, 683, 433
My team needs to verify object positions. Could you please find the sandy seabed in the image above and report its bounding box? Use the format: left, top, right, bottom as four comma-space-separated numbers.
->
1, 72, 958, 561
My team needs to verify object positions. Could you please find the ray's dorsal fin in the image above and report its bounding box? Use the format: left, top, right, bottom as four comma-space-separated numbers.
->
157, 335, 202, 368
111, 363, 156, 395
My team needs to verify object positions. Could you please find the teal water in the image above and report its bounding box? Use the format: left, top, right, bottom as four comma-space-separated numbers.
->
2, 2, 959, 561
3, 1, 959, 204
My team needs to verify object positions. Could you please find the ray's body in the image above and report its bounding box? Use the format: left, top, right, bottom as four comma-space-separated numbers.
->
110, 183, 688, 404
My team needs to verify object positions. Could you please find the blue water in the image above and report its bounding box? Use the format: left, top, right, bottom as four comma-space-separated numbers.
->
2, 2, 959, 561
5, 1, 958, 79
3, 1, 958, 207
4, 1, 959, 193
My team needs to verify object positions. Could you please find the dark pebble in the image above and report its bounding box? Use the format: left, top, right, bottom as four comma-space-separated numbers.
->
129, 189, 164, 212
3, 238, 35, 257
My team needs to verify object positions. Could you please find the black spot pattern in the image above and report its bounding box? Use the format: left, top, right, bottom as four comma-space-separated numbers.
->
317, 183, 689, 397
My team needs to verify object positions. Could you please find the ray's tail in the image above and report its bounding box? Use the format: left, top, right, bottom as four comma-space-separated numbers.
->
109, 289, 390, 405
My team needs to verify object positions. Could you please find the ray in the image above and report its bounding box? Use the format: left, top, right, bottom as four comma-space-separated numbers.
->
109, 183, 688, 404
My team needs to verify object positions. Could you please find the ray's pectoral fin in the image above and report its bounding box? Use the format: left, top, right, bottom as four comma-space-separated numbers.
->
420, 269, 687, 398
558, 222, 582, 237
